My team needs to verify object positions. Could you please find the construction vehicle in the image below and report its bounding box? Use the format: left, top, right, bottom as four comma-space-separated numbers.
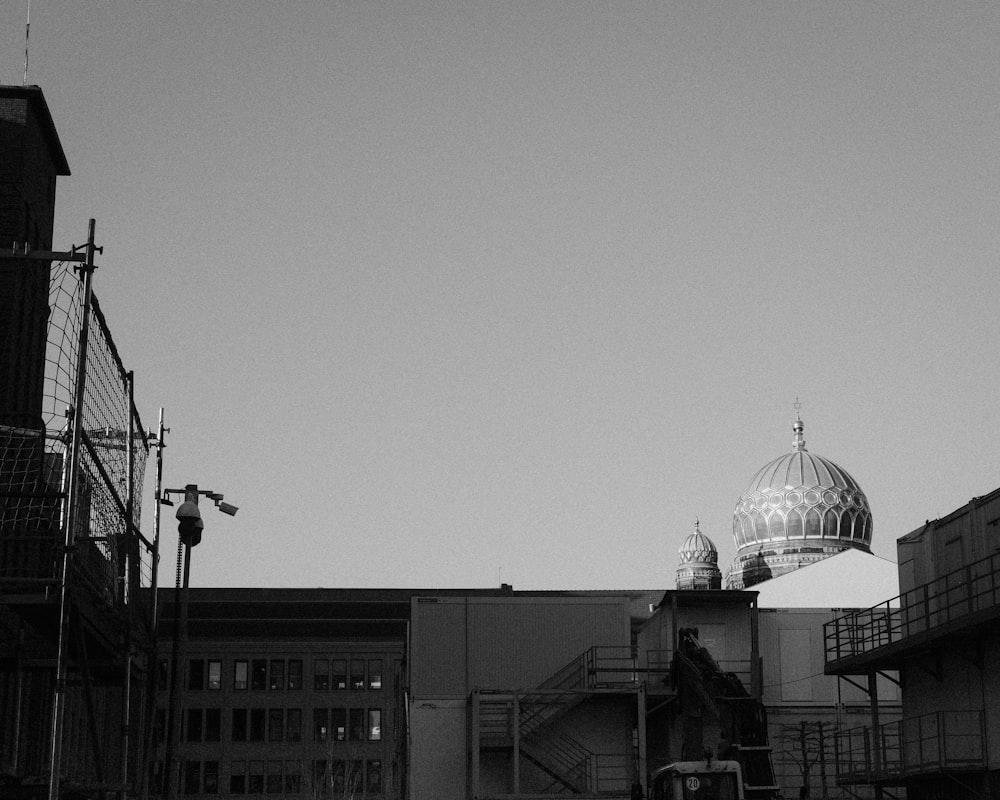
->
657, 627, 780, 800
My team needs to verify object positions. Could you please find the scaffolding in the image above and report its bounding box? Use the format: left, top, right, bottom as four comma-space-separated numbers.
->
0, 226, 157, 800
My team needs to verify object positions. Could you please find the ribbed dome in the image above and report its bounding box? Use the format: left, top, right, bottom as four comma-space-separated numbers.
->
732, 416, 872, 554
679, 522, 719, 565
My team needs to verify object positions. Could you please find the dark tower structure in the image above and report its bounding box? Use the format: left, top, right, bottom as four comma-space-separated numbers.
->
0, 85, 70, 429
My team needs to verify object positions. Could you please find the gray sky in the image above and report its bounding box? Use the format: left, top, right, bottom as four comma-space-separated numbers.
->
3, 2, 999, 590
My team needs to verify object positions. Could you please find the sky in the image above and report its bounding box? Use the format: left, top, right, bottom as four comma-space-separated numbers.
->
2, 2, 999, 591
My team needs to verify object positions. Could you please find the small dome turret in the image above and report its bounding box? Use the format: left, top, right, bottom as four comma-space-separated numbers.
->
676, 521, 722, 590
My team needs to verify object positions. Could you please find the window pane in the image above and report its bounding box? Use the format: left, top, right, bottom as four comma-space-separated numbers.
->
350, 660, 365, 691
232, 709, 247, 742
332, 660, 347, 690
248, 762, 264, 794
250, 708, 265, 741
284, 761, 301, 794
157, 659, 168, 691
349, 708, 365, 741
267, 761, 282, 794
183, 761, 200, 795
251, 659, 267, 690
313, 708, 329, 742
203, 761, 219, 795
185, 709, 203, 742
287, 708, 302, 742
154, 708, 166, 746
207, 660, 222, 690
331, 762, 345, 794
269, 708, 284, 742
346, 761, 363, 794
368, 709, 381, 741
313, 659, 329, 691
205, 708, 221, 742
367, 760, 382, 795
368, 659, 383, 690
269, 660, 285, 691
230, 761, 246, 795
188, 659, 205, 691
234, 660, 248, 691
288, 659, 303, 690
332, 708, 346, 741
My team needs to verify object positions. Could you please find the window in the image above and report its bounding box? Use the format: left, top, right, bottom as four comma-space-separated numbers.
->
288, 659, 303, 690
313, 659, 329, 691
248, 761, 264, 794
368, 659, 383, 690
287, 708, 302, 742
312, 761, 328, 794
269, 660, 285, 691
368, 709, 381, 741
331, 762, 345, 794
183, 761, 200, 795
207, 660, 222, 690
234, 660, 248, 691
203, 761, 219, 795
267, 761, 283, 794
313, 708, 329, 742
232, 709, 247, 742
350, 660, 365, 691
154, 708, 166, 746
269, 708, 284, 742
332, 708, 346, 741
332, 660, 347, 690
230, 761, 246, 795
205, 708, 221, 742
251, 660, 267, 690
250, 708, 265, 742
188, 659, 205, 690
284, 761, 301, 794
185, 709, 203, 742
349, 708, 365, 741
367, 760, 382, 795
346, 761, 363, 795
157, 659, 168, 691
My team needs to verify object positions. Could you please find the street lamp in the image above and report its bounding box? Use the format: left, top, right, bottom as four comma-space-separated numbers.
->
161, 485, 237, 800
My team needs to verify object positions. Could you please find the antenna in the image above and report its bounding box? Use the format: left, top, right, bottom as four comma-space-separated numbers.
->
23, 0, 31, 85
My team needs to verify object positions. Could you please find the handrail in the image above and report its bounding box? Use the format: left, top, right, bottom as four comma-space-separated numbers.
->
825, 550, 1000, 665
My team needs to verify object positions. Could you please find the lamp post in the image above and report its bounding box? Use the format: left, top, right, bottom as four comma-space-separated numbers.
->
161, 485, 237, 800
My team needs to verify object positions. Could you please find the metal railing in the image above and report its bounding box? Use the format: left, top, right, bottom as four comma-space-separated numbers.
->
825, 551, 1000, 666
834, 710, 986, 784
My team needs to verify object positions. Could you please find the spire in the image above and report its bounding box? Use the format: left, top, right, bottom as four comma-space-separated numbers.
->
792, 399, 806, 451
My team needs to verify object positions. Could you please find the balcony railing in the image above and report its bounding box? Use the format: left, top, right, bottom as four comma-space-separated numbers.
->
834, 710, 986, 784
825, 550, 1000, 668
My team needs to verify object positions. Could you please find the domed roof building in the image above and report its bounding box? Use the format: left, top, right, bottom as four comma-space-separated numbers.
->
726, 415, 873, 589
676, 521, 723, 590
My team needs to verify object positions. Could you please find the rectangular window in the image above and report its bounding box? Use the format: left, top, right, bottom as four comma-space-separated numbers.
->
368, 709, 381, 741
349, 708, 365, 741
183, 761, 200, 795
332, 762, 345, 794
368, 659, 383, 690
185, 708, 203, 742
287, 659, 303, 690
232, 709, 247, 742
157, 659, 168, 691
248, 761, 264, 795
350, 660, 365, 691
346, 761, 363, 795
287, 708, 302, 742
267, 761, 283, 794
269, 659, 285, 690
230, 761, 246, 795
205, 708, 221, 742
313, 708, 329, 742
367, 760, 382, 795
154, 708, 166, 746
284, 761, 301, 794
332, 660, 347, 690
269, 708, 284, 742
313, 658, 329, 691
251, 659, 267, 690
250, 708, 265, 742
332, 708, 346, 741
234, 660, 248, 691
207, 660, 222, 690
188, 659, 205, 690
312, 761, 327, 794
203, 761, 219, 795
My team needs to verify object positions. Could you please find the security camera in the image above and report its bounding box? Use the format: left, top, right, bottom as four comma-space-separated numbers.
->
217, 502, 238, 517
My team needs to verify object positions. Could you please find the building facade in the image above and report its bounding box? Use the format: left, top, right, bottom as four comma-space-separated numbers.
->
825, 486, 1000, 798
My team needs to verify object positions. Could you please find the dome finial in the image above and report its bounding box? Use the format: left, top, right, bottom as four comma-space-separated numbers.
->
792, 398, 806, 451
